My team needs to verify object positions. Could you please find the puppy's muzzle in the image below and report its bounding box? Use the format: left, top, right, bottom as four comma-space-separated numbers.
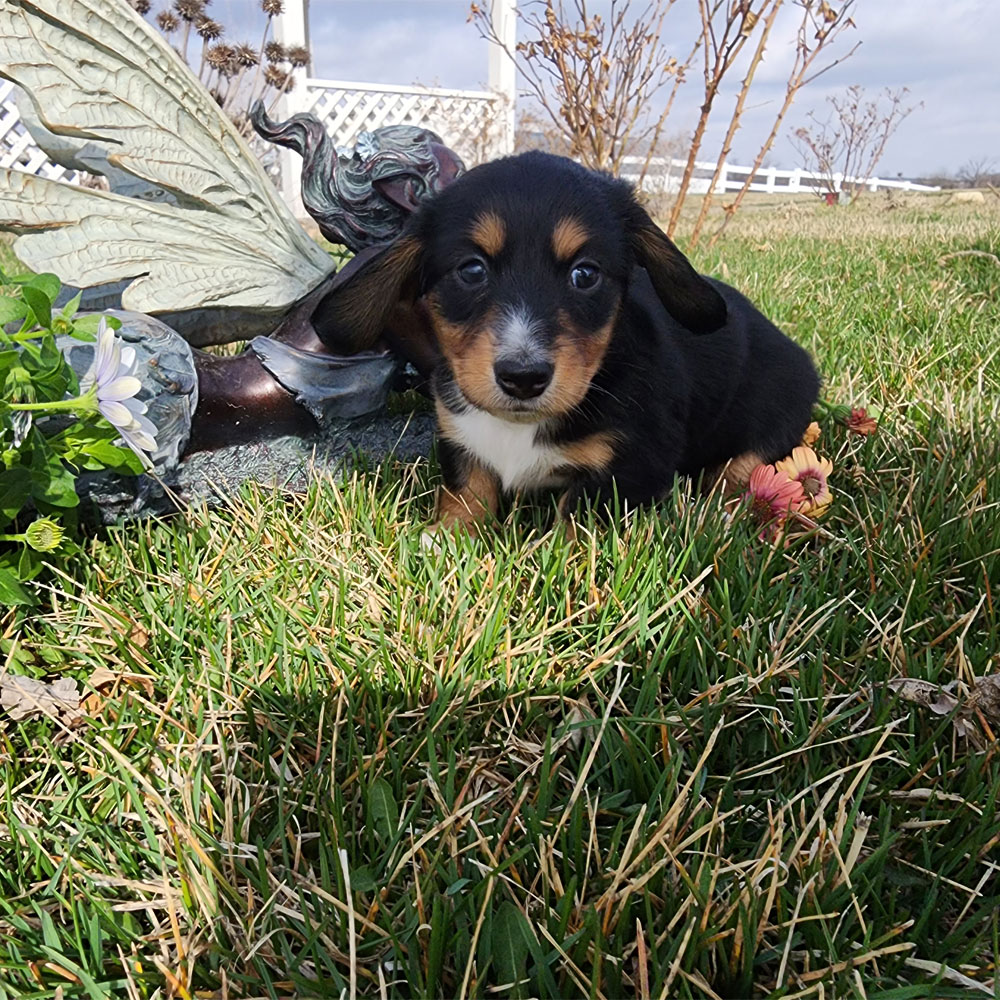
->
493, 358, 554, 400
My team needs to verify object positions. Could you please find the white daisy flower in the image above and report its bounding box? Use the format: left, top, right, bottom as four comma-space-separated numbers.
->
80, 318, 158, 468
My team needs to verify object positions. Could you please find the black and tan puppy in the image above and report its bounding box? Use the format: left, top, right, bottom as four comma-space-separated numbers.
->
318, 151, 820, 535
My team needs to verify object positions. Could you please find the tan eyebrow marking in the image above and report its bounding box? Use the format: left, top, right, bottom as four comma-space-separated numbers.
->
552, 216, 590, 261
469, 211, 506, 256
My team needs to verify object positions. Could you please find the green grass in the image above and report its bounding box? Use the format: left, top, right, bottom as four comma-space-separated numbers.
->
2, 196, 1000, 998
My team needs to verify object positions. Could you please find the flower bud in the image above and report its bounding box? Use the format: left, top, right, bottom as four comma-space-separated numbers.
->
25, 517, 65, 553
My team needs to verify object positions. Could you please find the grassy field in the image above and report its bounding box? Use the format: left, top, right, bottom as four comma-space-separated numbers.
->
2, 193, 999, 998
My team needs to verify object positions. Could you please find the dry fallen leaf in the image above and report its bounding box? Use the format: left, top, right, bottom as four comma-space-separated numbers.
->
970, 673, 1000, 721
80, 667, 155, 715
0, 675, 82, 723
888, 674, 1000, 744
887, 677, 958, 715
86, 667, 154, 698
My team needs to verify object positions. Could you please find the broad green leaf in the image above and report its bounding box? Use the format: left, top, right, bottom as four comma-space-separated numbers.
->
491, 901, 534, 996
368, 777, 400, 844
0, 348, 21, 383
14, 545, 42, 583
71, 313, 118, 337
28, 433, 79, 508
0, 297, 29, 326
0, 566, 33, 605
349, 865, 377, 893
26, 272, 61, 304
20, 285, 51, 330
0, 467, 31, 526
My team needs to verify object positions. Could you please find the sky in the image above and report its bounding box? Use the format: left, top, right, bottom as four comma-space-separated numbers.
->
207, 0, 1000, 179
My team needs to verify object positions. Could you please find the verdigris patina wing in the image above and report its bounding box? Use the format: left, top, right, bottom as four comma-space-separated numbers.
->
0, 0, 333, 328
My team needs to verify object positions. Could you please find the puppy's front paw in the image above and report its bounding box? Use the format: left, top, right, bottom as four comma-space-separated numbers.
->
419, 525, 446, 552
420, 517, 480, 552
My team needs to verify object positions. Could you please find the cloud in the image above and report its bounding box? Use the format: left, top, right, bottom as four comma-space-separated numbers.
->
218, 0, 999, 177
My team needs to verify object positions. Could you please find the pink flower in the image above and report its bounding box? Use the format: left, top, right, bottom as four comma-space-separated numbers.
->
744, 463, 806, 541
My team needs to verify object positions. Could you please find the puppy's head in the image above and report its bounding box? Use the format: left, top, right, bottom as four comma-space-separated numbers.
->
321, 151, 727, 420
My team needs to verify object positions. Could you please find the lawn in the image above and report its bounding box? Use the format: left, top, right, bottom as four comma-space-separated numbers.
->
2, 193, 999, 998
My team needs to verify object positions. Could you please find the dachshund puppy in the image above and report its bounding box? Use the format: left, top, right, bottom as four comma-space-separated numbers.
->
318, 151, 820, 535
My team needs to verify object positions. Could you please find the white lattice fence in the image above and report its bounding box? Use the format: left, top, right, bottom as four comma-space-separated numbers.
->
0, 82, 79, 184
303, 79, 505, 167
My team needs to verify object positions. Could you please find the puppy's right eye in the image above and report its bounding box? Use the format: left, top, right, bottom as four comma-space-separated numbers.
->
456, 258, 488, 286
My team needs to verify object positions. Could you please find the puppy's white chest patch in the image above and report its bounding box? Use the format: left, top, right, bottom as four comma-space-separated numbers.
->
448, 409, 565, 491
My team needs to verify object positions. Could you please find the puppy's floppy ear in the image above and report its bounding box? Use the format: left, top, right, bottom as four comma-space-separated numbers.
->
626, 202, 727, 334
312, 234, 424, 353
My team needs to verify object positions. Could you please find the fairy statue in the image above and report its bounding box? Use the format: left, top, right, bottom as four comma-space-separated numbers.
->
0, 0, 462, 515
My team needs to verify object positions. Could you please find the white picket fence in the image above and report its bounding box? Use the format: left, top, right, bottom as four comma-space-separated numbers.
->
622, 155, 940, 196
1, 79, 940, 207
302, 78, 506, 165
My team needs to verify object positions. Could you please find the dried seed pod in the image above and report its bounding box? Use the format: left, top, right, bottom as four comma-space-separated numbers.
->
156, 9, 180, 31
264, 40, 287, 62
174, 0, 206, 23
286, 44, 310, 68
195, 17, 224, 40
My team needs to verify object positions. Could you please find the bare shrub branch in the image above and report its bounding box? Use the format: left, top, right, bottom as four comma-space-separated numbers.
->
706, 0, 860, 246
471, 0, 695, 188
790, 83, 921, 204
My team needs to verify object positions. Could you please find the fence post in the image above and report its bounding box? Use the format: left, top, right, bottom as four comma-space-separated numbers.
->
274, 0, 311, 215
487, 0, 517, 156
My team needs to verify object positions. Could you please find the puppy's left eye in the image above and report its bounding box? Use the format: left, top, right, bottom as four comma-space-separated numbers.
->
569, 262, 601, 290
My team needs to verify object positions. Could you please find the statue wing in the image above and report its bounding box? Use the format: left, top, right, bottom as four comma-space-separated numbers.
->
0, 0, 332, 314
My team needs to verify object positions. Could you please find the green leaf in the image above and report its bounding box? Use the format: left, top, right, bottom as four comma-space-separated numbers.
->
27, 431, 79, 508
349, 865, 377, 893
71, 314, 112, 338
367, 777, 399, 844
490, 901, 534, 996
0, 297, 29, 326
26, 272, 61, 304
0, 467, 31, 527
60, 289, 83, 320
0, 348, 21, 383
15, 544, 42, 583
20, 285, 52, 330
0, 566, 34, 605
49, 422, 144, 475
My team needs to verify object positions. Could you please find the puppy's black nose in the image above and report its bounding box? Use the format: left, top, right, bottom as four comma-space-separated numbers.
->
494, 358, 554, 399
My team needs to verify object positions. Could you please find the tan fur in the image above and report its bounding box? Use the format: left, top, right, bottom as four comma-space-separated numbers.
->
551, 216, 590, 262
435, 463, 499, 535
429, 297, 501, 410
545, 309, 617, 415
704, 451, 764, 494
559, 431, 617, 472
469, 211, 506, 257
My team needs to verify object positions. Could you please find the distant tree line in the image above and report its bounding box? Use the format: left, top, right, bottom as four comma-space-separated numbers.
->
916, 157, 1000, 190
